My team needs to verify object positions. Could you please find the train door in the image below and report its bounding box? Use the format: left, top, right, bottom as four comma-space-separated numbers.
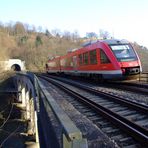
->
100, 49, 111, 70
73, 56, 77, 72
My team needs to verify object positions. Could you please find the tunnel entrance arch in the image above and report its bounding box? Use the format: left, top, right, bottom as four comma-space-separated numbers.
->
0, 59, 26, 71
11, 64, 21, 71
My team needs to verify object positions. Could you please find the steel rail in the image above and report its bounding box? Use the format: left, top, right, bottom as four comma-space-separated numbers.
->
39, 75, 148, 146
43, 75, 148, 113
108, 81, 148, 89
104, 83, 148, 95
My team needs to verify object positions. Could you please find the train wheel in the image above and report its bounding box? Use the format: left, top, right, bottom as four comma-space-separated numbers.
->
94, 74, 104, 83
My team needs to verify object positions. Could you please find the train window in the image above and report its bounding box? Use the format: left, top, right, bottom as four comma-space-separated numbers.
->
110, 44, 137, 61
79, 54, 83, 65
100, 49, 111, 63
90, 49, 97, 64
83, 52, 89, 65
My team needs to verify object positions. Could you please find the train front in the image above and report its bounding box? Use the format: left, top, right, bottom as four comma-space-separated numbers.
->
108, 40, 142, 79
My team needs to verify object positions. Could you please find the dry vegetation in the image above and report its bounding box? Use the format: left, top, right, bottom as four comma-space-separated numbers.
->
0, 21, 148, 72
132, 43, 148, 72
0, 21, 81, 71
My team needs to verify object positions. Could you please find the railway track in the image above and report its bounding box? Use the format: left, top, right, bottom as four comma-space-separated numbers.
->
43, 74, 148, 96
38, 74, 148, 148
44, 74, 148, 105
66, 75, 148, 95
103, 81, 148, 95
109, 81, 148, 89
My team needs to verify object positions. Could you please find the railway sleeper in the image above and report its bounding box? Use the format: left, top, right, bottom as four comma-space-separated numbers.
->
119, 137, 137, 146
95, 121, 111, 128
111, 134, 126, 141
88, 116, 103, 122
110, 107, 127, 112
126, 114, 147, 121
80, 109, 92, 113
84, 112, 97, 117
89, 96, 102, 101
104, 128, 121, 136
72, 105, 87, 109
101, 127, 118, 132
117, 110, 137, 116
103, 104, 121, 108
99, 103, 115, 107
123, 144, 142, 148
96, 101, 113, 105
135, 118, 148, 126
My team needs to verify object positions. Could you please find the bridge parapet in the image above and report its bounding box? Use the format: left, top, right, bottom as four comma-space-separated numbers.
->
15, 72, 87, 148
14, 72, 39, 147
34, 75, 88, 148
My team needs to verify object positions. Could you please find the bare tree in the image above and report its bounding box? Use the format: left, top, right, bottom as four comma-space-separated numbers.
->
28, 25, 36, 33
71, 30, 80, 42
24, 23, 30, 34
13, 22, 26, 35
5, 21, 13, 36
37, 26, 43, 33
86, 32, 98, 39
63, 31, 71, 40
99, 29, 110, 39
51, 29, 61, 37
45, 29, 52, 38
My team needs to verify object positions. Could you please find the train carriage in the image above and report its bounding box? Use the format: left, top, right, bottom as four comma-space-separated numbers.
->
46, 39, 142, 80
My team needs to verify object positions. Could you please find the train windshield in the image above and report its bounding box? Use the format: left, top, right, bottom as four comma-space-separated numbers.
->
110, 44, 137, 62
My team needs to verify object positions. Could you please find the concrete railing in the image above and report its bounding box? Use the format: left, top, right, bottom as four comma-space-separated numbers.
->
14, 72, 88, 147
15, 72, 39, 147
34, 75, 88, 148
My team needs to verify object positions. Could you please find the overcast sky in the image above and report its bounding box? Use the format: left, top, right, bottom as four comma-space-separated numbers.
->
0, 0, 148, 47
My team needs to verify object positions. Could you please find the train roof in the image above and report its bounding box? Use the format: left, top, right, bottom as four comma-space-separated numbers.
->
100, 39, 129, 45
66, 39, 130, 54
81, 39, 129, 47
49, 39, 130, 60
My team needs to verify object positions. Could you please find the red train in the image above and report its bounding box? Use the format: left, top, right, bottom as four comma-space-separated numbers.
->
46, 39, 142, 80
